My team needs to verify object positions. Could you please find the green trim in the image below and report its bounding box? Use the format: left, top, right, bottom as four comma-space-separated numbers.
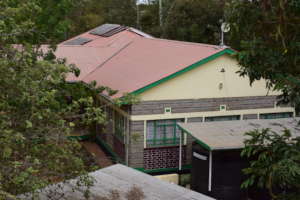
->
177, 124, 212, 151
95, 136, 124, 164
135, 164, 192, 174
67, 134, 91, 141
132, 48, 235, 95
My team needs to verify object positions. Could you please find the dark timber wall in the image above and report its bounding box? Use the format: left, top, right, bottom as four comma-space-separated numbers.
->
191, 143, 270, 200
131, 96, 277, 115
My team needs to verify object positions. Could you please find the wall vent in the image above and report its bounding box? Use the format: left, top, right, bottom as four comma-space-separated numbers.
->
164, 107, 172, 114
220, 105, 227, 111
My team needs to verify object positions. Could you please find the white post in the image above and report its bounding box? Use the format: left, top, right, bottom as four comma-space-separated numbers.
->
220, 29, 224, 46
208, 151, 212, 191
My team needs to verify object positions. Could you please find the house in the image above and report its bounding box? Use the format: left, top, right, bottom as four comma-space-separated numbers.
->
177, 118, 300, 200
54, 24, 295, 173
22, 164, 215, 200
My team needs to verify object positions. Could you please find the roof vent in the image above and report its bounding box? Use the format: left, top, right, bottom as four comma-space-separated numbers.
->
63, 37, 92, 45
90, 24, 126, 37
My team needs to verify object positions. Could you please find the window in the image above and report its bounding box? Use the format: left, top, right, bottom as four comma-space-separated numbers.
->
260, 112, 293, 119
205, 115, 240, 122
146, 119, 184, 147
114, 112, 127, 142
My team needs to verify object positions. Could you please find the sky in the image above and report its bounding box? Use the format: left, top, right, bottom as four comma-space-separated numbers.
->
137, 0, 151, 5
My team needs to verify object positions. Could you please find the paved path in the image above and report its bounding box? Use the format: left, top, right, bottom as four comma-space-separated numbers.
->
81, 141, 113, 168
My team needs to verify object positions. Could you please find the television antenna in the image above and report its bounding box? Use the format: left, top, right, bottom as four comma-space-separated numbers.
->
220, 22, 230, 47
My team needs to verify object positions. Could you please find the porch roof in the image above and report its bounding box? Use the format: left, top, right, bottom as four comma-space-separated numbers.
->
178, 118, 300, 151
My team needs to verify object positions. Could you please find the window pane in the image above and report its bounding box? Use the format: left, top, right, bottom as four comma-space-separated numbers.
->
156, 126, 165, 140
205, 115, 240, 122
260, 112, 293, 119
146, 121, 155, 140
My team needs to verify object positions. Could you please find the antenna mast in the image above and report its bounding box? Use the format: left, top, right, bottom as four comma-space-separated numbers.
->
220, 22, 230, 47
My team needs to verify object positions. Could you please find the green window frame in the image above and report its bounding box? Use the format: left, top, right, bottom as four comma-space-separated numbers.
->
260, 112, 293, 119
146, 119, 184, 147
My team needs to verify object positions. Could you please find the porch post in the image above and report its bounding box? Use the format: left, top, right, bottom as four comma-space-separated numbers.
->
179, 130, 182, 170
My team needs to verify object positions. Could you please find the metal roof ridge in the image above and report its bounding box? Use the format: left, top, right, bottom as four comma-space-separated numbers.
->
128, 27, 154, 38
141, 37, 224, 50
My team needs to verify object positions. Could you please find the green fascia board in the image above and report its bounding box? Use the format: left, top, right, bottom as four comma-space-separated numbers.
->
132, 48, 235, 95
177, 124, 212, 151
135, 164, 192, 174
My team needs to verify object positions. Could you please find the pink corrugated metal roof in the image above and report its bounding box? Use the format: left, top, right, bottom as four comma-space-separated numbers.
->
56, 27, 225, 98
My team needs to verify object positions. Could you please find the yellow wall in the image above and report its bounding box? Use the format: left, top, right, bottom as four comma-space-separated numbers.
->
139, 55, 280, 101
154, 174, 179, 185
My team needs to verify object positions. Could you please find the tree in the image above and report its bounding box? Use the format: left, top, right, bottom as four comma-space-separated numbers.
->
66, 0, 105, 38
225, 0, 300, 112
0, 1, 136, 199
66, 0, 137, 38
102, 0, 137, 27
241, 128, 300, 199
163, 0, 226, 44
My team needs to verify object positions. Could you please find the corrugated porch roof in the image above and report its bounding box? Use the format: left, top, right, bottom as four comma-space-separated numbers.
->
178, 118, 300, 151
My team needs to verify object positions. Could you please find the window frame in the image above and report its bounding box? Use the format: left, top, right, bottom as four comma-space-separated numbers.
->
146, 119, 183, 147
204, 115, 241, 122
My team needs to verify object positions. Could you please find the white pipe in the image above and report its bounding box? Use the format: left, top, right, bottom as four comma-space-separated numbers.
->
208, 151, 212, 191
159, 0, 163, 27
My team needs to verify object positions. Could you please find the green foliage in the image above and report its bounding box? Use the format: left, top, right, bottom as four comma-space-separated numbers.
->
0, 0, 78, 44
163, 0, 225, 44
0, 1, 137, 199
0, 43, 103, 198
226, 0, 300, 112
241, 128, 300, 199
67, 0, 137, 38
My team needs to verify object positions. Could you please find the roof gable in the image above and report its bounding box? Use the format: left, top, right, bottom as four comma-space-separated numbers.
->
132, 48, 234, 95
